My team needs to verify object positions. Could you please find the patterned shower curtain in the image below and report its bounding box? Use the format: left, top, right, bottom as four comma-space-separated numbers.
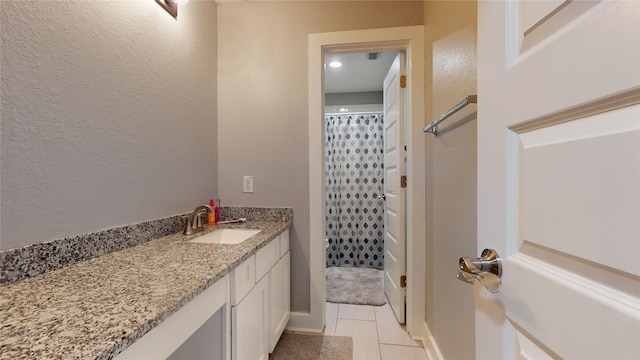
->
325, 113, 385, 269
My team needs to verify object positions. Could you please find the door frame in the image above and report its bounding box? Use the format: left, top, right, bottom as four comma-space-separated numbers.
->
300, 25, 425, 338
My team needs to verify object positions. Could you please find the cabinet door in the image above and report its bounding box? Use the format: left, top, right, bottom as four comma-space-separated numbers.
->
232, 275, 268, 360
269, 251, 290, 353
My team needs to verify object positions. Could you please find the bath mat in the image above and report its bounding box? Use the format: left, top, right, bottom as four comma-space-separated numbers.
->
271, 331, 353, 360
326, 266, 386, 306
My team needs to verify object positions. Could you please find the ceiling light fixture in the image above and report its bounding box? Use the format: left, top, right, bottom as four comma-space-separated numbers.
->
328, 61, 343, 68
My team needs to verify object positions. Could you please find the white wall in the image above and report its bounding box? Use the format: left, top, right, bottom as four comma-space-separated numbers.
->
424, 1, 477, 359
0, 1, 218, 249
217, 1, 424, 313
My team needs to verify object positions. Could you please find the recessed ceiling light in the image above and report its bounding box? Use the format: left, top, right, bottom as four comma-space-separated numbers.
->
329, 61, 342, 68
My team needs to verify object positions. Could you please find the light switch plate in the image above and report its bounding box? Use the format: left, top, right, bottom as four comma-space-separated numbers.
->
243, 176, 254, 193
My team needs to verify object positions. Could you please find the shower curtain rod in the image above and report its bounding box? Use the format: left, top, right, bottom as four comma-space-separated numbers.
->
325, 111, 383, 116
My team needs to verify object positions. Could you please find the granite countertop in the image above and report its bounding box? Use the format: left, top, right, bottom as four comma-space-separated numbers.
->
0, 220, 290, 360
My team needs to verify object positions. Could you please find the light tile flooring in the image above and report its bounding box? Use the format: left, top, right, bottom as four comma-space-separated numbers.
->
324, 302, 429, 360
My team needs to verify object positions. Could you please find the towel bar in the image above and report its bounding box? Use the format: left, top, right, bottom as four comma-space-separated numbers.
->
424, 95, 477, 135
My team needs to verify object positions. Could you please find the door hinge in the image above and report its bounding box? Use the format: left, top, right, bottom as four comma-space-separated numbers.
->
400, 275, 407, 288
400, 75, 407, 88
401, 175, 407, 188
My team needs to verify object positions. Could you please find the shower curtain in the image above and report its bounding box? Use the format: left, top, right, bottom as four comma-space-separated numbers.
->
325, 113, 385, 269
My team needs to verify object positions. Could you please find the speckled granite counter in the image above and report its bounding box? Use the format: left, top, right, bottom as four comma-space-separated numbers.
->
0, 221, 290, 360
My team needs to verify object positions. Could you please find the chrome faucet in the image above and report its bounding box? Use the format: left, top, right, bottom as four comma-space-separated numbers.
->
183, 205, 214, 235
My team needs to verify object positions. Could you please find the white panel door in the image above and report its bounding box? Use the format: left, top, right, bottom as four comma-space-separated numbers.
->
477, 0, 640, 358
383, 53, 406, 324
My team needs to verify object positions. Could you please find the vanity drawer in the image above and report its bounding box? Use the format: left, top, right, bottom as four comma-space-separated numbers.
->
279, 231, 289, 257
255, 239, 279, 281
230, 255, 255, 306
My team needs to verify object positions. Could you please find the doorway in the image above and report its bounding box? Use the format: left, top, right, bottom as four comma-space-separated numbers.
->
323, 50, 397, 320
323, 50, 397, 271
298, 25, 425, 339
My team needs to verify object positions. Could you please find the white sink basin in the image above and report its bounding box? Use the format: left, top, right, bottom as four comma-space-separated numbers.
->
188, 229, 261, 245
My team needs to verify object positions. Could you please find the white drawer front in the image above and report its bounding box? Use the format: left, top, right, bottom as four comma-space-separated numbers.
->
231, 255, 255, 306
255, 239, 279, 281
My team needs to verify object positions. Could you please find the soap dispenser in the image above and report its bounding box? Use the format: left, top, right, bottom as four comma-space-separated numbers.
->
208, 199, 216, 226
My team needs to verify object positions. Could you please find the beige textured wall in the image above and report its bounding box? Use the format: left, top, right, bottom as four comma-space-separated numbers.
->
1, 1, 218, 249
424, 1, 477, 359
217, 1, 424, 313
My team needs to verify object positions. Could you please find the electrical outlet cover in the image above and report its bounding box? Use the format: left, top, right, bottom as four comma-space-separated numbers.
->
243, 176, 254, 193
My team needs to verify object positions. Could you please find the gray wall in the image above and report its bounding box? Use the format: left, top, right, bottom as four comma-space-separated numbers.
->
216, 1, 424, 313
1, 1, 218, 249
325, 91, 383, 106
424, 1, 478, 359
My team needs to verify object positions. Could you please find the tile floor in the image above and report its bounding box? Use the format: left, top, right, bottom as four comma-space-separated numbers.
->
324, 302, 429, 360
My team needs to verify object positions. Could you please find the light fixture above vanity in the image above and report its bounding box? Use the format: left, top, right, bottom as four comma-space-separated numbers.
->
155, 0, 189, 19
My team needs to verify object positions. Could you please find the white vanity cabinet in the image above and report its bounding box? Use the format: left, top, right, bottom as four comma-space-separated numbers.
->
113, 228, 290, 360
115, 275, 230, 360
230, 230, 290, 360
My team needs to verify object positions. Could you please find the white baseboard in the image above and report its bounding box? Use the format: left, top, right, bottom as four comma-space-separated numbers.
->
422, 321, 444, 360
285, 311, 324, 334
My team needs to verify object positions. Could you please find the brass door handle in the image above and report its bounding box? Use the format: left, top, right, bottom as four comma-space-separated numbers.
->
457, 249, 502, 293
